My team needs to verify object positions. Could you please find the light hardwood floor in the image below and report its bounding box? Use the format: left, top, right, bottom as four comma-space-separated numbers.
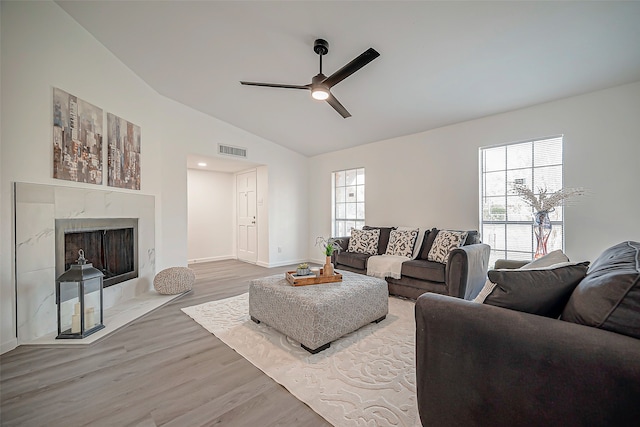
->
0, 260, 331, 427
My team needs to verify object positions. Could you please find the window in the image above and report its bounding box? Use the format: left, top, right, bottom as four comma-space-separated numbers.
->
480, 136, 564, 266
332, 168, 365, 237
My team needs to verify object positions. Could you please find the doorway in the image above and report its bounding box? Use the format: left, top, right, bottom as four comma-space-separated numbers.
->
237, 170, 257, 263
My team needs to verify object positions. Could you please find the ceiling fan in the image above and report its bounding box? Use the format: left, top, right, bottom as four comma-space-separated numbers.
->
240, 39, 380, 118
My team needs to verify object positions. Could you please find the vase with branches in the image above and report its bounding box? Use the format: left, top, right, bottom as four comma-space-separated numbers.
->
512, 184, 585, 259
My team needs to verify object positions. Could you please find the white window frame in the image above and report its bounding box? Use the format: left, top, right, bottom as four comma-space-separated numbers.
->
331, 168, 365, 237
479, 136, 565, 266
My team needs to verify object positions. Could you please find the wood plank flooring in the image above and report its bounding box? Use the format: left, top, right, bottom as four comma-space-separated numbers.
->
0, 260, 331, 427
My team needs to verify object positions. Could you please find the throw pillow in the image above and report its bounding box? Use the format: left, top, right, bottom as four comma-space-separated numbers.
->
363, 226, 397, 255
483, 261, 589, 318
520, 250, 570, 269
473, 250, 571, 303
347, 228, 380, 255
562, 241, 640, 339
385, 229, 419, 258
427, 230, 468, 264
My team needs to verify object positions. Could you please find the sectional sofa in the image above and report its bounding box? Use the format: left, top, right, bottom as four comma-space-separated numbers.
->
332, 226, 490, 300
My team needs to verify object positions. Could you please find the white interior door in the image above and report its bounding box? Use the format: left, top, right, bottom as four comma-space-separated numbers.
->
237, 170, 257, 263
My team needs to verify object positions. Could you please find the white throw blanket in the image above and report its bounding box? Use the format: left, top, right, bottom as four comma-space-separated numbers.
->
367, 254, 410, 279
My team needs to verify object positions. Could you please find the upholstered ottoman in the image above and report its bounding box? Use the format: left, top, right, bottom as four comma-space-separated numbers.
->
153, 267, 195, 295
249, 270, 388, 353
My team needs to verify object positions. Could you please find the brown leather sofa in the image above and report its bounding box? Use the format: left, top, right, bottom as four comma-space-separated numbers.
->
415, 241, 640, 426
332, 227, 490, 300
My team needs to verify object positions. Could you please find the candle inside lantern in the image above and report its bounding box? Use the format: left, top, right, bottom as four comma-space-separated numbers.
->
85, 307, 95, 329
71, 314, 81, 333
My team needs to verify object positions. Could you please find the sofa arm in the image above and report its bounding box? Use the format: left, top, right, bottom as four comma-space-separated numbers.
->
330, 236, 350, 264
415, 294, 640, 427
494, 259, 528, 269
445, 243, 490, 299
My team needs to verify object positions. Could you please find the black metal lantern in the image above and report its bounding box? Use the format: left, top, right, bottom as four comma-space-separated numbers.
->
56, 249, 105, 339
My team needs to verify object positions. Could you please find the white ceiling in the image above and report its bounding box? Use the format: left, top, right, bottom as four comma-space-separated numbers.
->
57, 1, 640, 157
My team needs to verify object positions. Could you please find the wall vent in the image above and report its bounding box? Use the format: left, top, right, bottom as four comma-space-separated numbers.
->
218, 144, 247, 158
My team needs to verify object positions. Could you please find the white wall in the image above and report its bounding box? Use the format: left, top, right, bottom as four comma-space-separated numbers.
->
309, 81, 640, 264
187, 169, 234, 262
0, 1, 309, 354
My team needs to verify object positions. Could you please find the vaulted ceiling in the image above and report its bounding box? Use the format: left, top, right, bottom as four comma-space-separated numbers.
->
57, 1, 640, 157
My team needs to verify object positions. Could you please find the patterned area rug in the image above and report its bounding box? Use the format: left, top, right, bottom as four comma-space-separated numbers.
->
182, 293, 420, 427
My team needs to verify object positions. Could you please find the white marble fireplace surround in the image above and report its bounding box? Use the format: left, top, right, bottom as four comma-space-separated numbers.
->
14, 182, 177, 345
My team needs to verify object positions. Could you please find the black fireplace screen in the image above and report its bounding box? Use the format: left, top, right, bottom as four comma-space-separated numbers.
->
64, 228, 136, 288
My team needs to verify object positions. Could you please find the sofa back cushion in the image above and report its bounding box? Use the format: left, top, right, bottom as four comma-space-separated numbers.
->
363, 226, 397, 255
418, 228, 438, 260
562, 241, 640, 339
347, 228, 380, 255
464, 230, 480, 245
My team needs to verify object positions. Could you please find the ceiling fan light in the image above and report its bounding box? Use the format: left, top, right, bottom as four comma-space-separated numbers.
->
311, 87, 329, 100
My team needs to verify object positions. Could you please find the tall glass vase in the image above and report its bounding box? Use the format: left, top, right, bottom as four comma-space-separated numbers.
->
533, 211, 552, 259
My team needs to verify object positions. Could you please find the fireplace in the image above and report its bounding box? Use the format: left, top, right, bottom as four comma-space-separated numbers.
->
56, 218, 138, 288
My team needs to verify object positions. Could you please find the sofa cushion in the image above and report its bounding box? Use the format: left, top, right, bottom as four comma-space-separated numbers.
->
464, 230, 480, 245
363, 226, 397, 255
401, 259, 446, 283
562, 241, 640, 339
346, 228, 380, 255
418, 228, 438, 260
481, 262, 589, 317
522, 249, 570, 268
385, 229, 419, 258
428, 230, 468, 264
335, 251, 371, 270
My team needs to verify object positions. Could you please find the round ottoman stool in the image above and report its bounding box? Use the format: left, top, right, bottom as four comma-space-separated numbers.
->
153, 267, 195, 295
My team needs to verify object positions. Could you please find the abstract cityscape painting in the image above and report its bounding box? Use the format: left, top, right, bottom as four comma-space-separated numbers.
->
107, 113, 141, 190
53, 88, 103, 184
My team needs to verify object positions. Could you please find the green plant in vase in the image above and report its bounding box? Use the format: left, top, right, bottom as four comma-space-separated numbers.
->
316, 237, 342, 276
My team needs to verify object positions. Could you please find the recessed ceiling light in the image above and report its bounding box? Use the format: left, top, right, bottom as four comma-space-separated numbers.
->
197, 162, 207, 167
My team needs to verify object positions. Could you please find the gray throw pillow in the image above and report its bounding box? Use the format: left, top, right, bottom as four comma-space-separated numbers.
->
520, 250, 570, 269
484, 262, 589, 317
562, 241, 640, 339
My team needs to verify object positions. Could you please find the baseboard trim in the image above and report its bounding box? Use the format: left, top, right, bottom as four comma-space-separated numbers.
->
1, 337, 18, 355
265, 258, 325, 268
188, 255, 235, 264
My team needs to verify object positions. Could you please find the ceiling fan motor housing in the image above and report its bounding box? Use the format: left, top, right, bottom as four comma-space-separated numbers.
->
314, 39, 329, 55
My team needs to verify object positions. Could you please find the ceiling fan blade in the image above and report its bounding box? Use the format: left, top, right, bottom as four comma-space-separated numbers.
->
240, 81, 310, 90
322, 48, 380, 88
326, 93, 351, 118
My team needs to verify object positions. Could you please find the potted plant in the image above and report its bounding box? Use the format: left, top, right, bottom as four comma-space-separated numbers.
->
296, 263, 310, 276
315, 237, 342, 276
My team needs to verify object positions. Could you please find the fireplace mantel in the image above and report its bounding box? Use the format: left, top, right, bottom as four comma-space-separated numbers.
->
14, 182, 155, 344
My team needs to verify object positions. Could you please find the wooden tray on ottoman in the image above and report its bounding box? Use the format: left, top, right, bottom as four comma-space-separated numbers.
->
285, 270, 343, 286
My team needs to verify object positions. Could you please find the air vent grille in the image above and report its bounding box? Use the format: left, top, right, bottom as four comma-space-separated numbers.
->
218, 144, 247, 158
